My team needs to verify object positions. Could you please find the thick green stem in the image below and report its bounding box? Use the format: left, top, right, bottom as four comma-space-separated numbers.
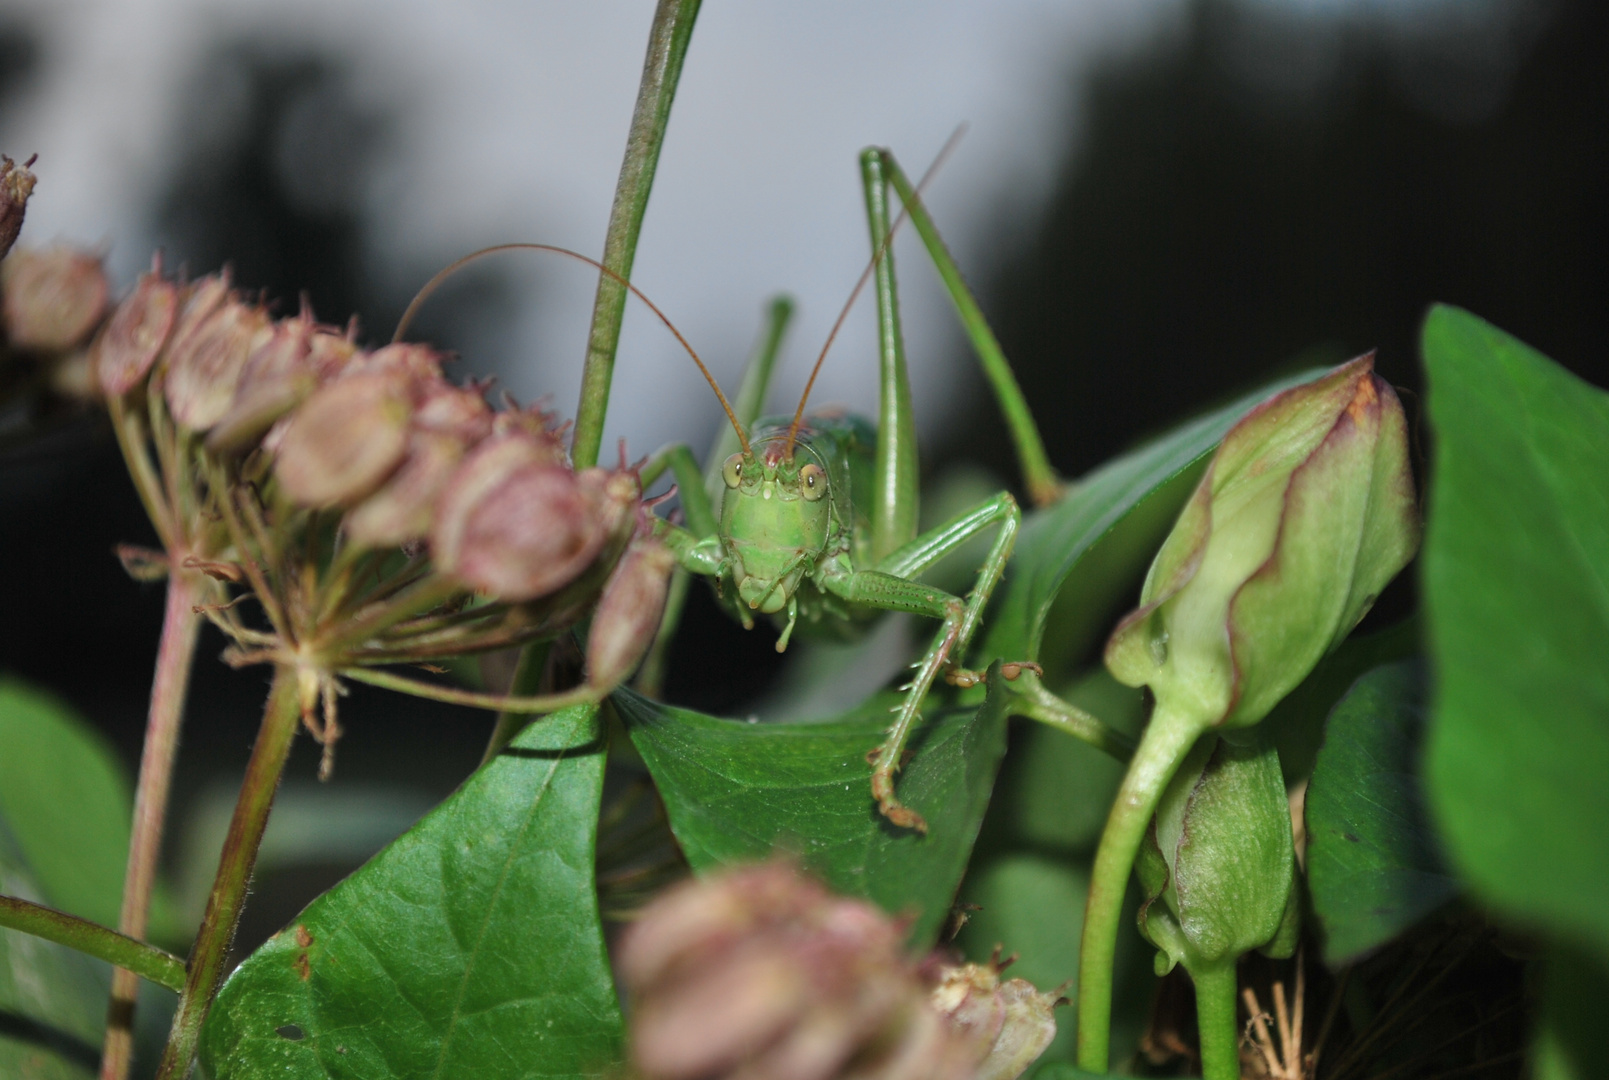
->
570, 0, 703, 469
102, 568, 205, 1080
1191, 960, 1242, 1080
0, 895, 185, 993
1077, 703, 1206, 1073
155, 668, 301, 1080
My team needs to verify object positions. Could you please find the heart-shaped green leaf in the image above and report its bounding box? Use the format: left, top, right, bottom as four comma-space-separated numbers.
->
981, 370, 1327, 679
616, 677, 1010, 948
1420, 306, 1609, 964
1305, 660, 1458, 965
199, 704, 622, 1079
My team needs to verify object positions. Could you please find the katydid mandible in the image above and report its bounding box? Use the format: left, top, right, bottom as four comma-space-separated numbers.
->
643, 146, 1060, 832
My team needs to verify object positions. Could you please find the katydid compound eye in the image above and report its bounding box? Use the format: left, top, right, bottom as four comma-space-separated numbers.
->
721, 453, 745, 489
799, 463, 826, 501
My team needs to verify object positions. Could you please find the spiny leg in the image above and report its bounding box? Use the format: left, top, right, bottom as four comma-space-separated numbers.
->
823, 491, 1021, 831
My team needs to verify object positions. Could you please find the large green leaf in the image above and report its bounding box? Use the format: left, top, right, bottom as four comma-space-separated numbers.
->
0, 676, 135, 928
1420, 306, 1609, 963
0, 825, 108, 1078
1305, 660, 1458, 965
616, 677, 1010, 948
200, 704, 622, 1079
981, 369, 1327, 678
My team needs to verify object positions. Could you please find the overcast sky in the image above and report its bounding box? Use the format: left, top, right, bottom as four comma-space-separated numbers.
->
2, 0, 1514, 459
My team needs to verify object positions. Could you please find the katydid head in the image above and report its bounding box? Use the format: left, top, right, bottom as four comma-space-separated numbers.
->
718, 435, 831, 614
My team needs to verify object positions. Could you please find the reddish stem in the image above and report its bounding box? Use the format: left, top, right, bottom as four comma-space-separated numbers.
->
101, 567, 204, 1080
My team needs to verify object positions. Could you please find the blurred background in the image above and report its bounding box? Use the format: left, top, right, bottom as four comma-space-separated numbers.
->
0, 0, 1604, 1069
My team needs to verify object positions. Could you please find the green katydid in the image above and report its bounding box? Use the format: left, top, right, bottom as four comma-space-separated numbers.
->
637, 145, 1063, 832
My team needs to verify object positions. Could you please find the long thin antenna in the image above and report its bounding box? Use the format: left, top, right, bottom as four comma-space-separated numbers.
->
394, 242, 751, 456
783, 125, 967, 459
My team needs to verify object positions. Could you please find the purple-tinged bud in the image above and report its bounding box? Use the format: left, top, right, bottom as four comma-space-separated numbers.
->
431, 435, 603, 601
164, 296, 272, 431
621, 860, 978, 1080
1106, 355, 1420, 731
346, 341, 443, 382
344, 430, 465, 548
305, 327, 359, 380
206, 314, 317, 453
273, 371, 414, 507
0, 155, 36, 260
96, 267, 179, 397
586, 536, 675, 691
1, 247, 109, 351
413, 380, 493, 444
928, 959, 1062, 1080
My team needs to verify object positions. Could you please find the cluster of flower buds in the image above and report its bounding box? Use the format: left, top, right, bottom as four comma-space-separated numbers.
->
92, 256, 672, 771
618, 860, 1061, 1080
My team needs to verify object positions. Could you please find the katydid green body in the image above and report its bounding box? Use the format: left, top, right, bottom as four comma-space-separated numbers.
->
644, 147, 1056, 831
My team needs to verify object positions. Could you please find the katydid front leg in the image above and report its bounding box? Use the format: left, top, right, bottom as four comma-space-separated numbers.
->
823, 490, 1022, 832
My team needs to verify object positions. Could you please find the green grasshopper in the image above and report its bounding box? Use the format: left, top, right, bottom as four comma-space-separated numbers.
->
640, 146, 1062, 832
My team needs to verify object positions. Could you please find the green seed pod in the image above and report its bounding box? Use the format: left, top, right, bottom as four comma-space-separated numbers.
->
1, 247, 109, 352
1106, 355, 1420, 731
1135, 733, 1297, 977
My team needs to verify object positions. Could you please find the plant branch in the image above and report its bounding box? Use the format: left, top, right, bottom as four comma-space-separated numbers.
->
343, 661, 594, 716
0, 895, 185, 993
570, 0, 703, 469
101, 568, 206, 1080
155, 667, 302, 1080
1076, 704, 1205, 1073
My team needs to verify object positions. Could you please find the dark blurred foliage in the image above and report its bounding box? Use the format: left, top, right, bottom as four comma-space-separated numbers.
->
954, 0, 1607, 484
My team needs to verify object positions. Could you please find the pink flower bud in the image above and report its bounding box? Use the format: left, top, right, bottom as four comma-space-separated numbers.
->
0, 155, 36, 260
413, 380, 493, 444
1, 247, 109, 351
163, 296, 272, 431
206, 314, 317, 453
928, 960, 1062, 1080
343, 430, 465, 548
586, 536, 675, 691
431, 435, 604, 601
95, 269, 179, 398
273, 371, 414, 507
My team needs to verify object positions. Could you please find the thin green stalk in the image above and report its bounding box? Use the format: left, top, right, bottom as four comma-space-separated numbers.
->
1013, 675, 1135, 760
102, 568, 205, 1080
342, 661, 595, 717
155, 667, 302, 1080
1191, 961, 1242, 1080
0, 895, 185, 993
1077, 704, 1205, 1073
570, 0, 703, 469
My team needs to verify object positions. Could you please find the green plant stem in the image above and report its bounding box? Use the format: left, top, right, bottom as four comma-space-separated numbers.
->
0, 895, 185, 993
570, 0, 702, 470
1191, 961, 1242, 1080
1013, 675, 1135, 760
1077, 703, 1205, 1073
155, 667, 301, 1080
101, 567, 205, 1080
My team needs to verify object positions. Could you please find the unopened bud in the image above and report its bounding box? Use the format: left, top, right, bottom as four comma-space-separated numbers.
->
347, 341, 443, 382
206, 314, 317, 453
273, 371, 414, 507
586, 536, 675, 691
0, 155, 37, 260
96, 267, 179, 397
432, 436, 605, 601
413, 380, 493, 444
1, 247, 109, 351
621, 860, 977, 1080
164, 296, 271, 432
344, 430, 465, 548
1106, 355, 1420, 730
